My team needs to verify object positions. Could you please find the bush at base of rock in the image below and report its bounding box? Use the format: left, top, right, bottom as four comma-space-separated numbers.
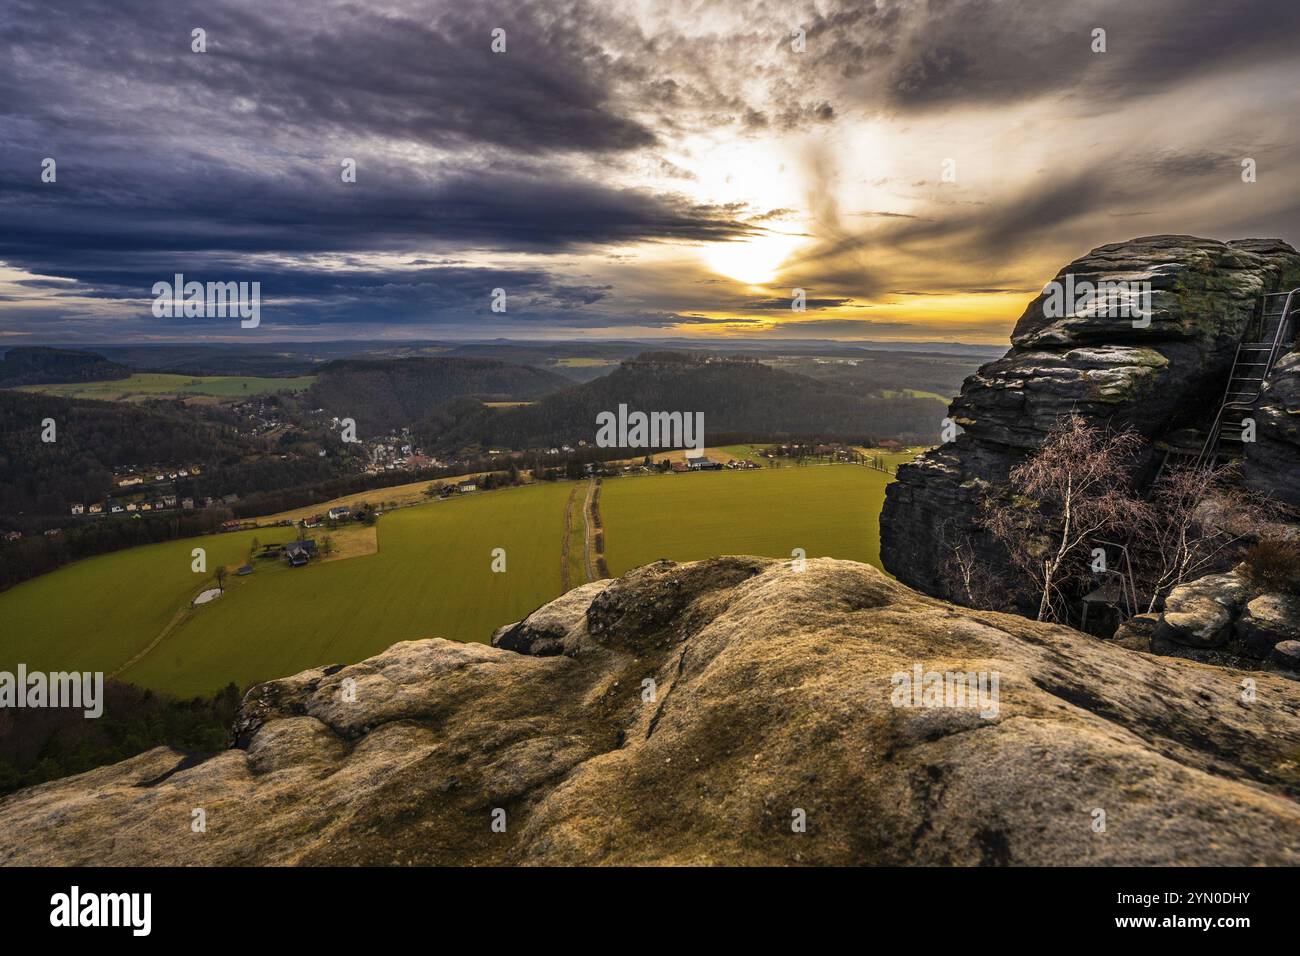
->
1240, 539, 1300, 596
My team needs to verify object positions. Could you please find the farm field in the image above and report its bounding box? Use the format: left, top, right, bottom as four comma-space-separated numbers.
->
611, 443, 772, 466
252, 470, 506, 524
17, 372, 315, 401
856, 445, 928, 471
554, 357, 618, 368
600, 465, 891, 575
0, 464, 895, 697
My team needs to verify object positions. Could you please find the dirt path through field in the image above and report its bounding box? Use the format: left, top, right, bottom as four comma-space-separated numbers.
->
110, 604, 191, 680
560, 484, 580, 590
580, 479, 598, 582
583, 478, 609, 581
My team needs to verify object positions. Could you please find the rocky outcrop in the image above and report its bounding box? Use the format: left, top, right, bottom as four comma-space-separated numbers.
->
1100, 566, 1300, 669
881, 236, 1300, 600
1238, 593, 1300, 658
1246, 352, 1300, 509
2, 556, 1298, 866
1155, 571, 1252, 648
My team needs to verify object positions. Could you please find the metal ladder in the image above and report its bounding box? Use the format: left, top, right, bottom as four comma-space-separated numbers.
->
1088, 288, 1298, 627
1195, 288, 1300, 469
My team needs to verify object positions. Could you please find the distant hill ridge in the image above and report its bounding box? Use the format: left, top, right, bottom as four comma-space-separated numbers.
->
307, 356, 572, 435
0, 346, 131, 386
419, 350, 946, 452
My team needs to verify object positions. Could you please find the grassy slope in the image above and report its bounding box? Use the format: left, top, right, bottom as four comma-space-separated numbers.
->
600, 465, 891, 575
0, 526, 299, 679
17, 373, 315, 400
125, 481, 572, 695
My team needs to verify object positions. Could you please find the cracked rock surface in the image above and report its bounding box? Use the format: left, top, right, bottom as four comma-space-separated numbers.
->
1, 556, 1298, 865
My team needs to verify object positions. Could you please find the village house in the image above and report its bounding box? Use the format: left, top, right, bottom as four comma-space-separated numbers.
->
70, 503, 84, 515
685, 452, 723, 471
181, 497, 194, 509
327, 506, 351, 521
282, 539, 318, 567
88, 503, 103, 514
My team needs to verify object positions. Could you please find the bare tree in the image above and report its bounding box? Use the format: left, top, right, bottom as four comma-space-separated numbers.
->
1133, 462, 1273, 612
983, 414, 1145, 622
214, 565, 228, 592
938, 520, 1008, 610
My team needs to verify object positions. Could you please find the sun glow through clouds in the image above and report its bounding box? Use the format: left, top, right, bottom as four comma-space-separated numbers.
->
703, 232, 805, 286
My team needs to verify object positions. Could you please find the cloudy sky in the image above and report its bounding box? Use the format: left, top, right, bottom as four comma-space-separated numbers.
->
2, 0, 1298, 344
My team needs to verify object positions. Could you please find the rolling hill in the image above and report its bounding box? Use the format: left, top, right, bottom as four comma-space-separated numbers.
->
0, 346, 130, 387
421, 351, 948, 452
307, 357, 572, 435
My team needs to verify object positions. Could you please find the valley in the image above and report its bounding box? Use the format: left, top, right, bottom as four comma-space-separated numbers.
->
0, 463, 898, 697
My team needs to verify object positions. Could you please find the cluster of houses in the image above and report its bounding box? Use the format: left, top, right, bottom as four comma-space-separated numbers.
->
761, 442, 863, 462
667, 452, 739, 472
435, 480, 480, 497
362, 432, 438, 474
113, 464, 201, 488
67, 463, 223, 518
72, 490, 238, 518
233, 400, 285, 438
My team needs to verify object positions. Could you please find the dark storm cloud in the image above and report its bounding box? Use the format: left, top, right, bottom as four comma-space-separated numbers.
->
880, 0, 1300, 108
0, 157, 752, 263
0, 0, 762, 336
0, 0, 654, 154
741, 296, 855, 311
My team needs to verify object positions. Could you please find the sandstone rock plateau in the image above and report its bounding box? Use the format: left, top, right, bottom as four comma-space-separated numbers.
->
1, 557, 1298, 865
881, 236, 1300, 600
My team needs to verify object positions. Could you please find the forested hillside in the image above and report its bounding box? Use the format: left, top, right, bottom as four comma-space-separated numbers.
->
0, 391, 347, 520
419, 352, 947, 453
0, 346, 130, 386
307, 357, 572, 435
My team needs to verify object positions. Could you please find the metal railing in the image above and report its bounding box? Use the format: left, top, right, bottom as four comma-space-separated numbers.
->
1195, 288, 1299, 470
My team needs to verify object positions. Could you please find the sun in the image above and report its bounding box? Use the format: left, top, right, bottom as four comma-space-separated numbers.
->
704, 232, 804, 287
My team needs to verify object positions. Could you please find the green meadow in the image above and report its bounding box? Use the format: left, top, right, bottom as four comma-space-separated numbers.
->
19, 372, 315, 401
0, 465, 895, 696
601, 465, 891, 574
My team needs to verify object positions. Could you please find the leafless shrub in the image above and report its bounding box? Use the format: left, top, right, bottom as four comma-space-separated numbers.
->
938, 520, 1013, 611
1132, 461, 1274, 611
982, 413, 1145, 622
